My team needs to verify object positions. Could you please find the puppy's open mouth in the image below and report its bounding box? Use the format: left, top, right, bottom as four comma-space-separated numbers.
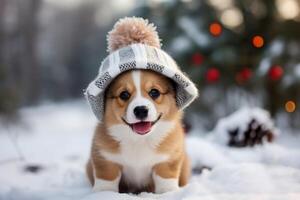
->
122, 114, 162, 135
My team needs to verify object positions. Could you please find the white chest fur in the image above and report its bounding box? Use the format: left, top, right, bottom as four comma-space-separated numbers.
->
100, 121, 175, 187
101, 139, 168, 186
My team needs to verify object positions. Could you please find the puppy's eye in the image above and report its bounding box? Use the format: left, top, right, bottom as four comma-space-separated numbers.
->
149, 89, 160, 99
119, 91, 130, 101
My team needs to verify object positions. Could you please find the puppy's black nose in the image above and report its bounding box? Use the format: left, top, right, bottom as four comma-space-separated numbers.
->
134, 106, 148, 120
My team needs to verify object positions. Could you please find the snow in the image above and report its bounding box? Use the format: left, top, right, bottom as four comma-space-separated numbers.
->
295, 63, 300, 78
169, 36, 192, 55
269, 39, 284, 57
1, 101, 300, 200
177, 17, 209, 47
258, 57, 271, 75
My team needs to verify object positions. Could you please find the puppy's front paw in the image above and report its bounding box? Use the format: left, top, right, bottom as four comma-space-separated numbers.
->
92, 177, 120, 193
153, 173, 179, 194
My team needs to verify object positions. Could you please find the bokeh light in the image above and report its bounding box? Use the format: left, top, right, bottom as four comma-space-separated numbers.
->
285, 101, 296, 113
276, 0, 300, 20
268, 65, 284, 81
206, 68, 220, 83
221, 7, 243, 28
209, 23, 222, 37
208, 0, 233, 10
252, 35, 264, 48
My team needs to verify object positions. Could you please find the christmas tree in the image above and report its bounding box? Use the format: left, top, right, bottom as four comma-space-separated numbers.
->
134, 0, 300, 130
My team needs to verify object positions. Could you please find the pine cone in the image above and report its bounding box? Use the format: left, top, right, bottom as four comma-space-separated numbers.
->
228, 119, 275, 147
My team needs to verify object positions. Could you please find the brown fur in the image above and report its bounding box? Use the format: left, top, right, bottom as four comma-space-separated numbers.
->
86, 70, 190, 193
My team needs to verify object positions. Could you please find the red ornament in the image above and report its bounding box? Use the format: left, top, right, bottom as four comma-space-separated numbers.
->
268, 65, 283, 81
236, 67, 252, 84
192, 53, 204, 65
209, 22, 222, 37
206, 68, 220, 83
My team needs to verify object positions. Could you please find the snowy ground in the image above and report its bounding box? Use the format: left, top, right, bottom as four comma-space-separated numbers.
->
0, 100, 300, 200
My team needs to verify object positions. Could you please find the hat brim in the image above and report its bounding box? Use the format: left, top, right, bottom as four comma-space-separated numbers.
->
85, 44, 198, 121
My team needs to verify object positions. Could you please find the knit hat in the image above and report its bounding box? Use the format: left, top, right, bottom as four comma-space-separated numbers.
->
85, 17, 198, 121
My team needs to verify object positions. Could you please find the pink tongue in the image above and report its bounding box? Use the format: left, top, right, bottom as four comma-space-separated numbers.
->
132, 122, 152, 135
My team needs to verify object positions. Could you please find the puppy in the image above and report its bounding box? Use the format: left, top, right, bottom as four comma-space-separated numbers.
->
86, 69, 190, 193
85, 17, 198, 194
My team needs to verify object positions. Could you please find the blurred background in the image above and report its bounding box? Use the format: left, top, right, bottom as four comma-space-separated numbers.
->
1, 0, 300, 131
1, 1, 300, 198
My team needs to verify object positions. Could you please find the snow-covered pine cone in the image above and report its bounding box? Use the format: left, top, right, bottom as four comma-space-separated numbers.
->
228, 118, 275, 147
212, 108, 279, 147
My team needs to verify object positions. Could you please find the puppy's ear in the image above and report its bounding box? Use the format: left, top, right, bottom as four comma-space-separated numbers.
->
167, 78, 177, 97
104, 76, 120, 99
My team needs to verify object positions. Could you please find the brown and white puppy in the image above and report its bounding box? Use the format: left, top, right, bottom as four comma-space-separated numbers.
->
86, 69, 190, 194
